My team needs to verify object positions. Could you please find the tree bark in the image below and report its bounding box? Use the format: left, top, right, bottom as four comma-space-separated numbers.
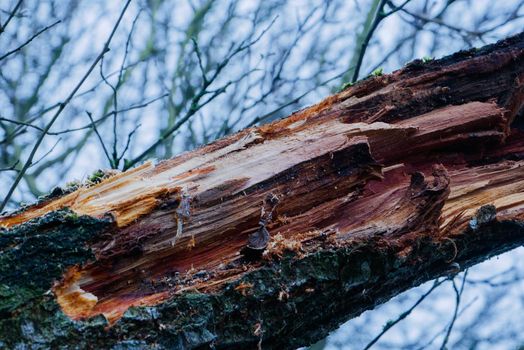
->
1, 33, 524, 349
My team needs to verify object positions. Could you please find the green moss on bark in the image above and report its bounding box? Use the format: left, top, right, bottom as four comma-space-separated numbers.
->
0, 209, 109, 315
0, 209, 112, 348
1, 211, 523, 349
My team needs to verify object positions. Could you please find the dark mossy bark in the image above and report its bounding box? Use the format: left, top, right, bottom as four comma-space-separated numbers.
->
0, 210, 112, 348
1, 210, 523, 349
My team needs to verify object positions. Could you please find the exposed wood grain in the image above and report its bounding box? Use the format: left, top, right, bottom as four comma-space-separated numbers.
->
1, 32, 524, 349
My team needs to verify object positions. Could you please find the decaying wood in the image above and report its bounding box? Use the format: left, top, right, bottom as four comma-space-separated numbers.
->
1, 33, 524, 349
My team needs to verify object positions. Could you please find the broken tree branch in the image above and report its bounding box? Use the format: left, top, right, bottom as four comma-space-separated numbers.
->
1, 32, 524, 349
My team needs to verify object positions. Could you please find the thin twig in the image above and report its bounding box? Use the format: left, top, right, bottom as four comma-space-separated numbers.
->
86, 111, 113, 167
0, 160, 19, 173
118, 123, 141, 165
0, 0, 23, 36
192, 37, 208, 84
440, 270, 468, 350
415, 294, 478, 350
0, 20, 61, 62
363, 278, 447, 350
31, 138, 62, 167
0, 117, 45, 133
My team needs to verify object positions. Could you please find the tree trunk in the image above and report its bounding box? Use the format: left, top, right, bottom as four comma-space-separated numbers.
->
1, 33, 524, 349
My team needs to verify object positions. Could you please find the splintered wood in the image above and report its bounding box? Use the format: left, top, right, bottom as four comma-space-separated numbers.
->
1, 35, 524, 324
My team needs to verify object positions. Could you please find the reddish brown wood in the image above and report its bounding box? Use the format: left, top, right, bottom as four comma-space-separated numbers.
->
1, 33, 524, 348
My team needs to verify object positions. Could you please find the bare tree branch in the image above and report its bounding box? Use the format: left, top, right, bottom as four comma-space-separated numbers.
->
364, 278, 448, 350
0, 0, 23, 36
0, 19, 61, 62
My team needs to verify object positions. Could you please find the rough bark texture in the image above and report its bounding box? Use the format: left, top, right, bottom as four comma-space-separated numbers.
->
1, 33, 524, 349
